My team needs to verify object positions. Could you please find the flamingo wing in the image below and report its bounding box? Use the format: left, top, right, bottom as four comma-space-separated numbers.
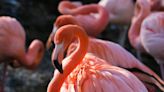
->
61, 53, 148, 92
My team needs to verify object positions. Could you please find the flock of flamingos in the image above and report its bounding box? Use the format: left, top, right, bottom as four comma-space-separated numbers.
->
0, 0, 164, 92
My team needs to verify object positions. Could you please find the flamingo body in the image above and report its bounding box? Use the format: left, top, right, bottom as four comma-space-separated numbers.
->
68, 37, 164, 90
59, 53, 148, 92
47, 25, 148, 92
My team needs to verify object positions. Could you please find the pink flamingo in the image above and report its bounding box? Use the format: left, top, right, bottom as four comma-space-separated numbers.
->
59, 0, 135, 46
47, 24, 148, 92
60, 0, 135, 24
140, 12, 164, 79
128, 0, 149, 60
98, 0, 163, 45
46, 15, 164, 91
58, 0, 134, 46
128, 0, 164, 79
58, 0, 109, 37
0, 16, 45, 69
0, 16, 45, 92
98, 0, 136, 46
59, 0, 163, 46
99, 0, 161, 24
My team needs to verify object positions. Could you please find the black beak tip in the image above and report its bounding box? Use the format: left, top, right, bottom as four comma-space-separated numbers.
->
53, 60, 63, 74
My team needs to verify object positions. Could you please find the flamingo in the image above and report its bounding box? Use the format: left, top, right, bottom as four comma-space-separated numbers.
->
128, 0, 164, 79
60, 0, 135, 24
46, 15, 164, 91
129, 0, 164, 51
47, 24, 148, 92
0, 16, 45, 69
61, 0, 163, 20
98, 0, 164, 47
140, 12, 164, 79
128, 0, 150, 58
58, 0, 135, 46
58, 0, 109, 37
0, 16, 45, 91
58, 0, 132, 47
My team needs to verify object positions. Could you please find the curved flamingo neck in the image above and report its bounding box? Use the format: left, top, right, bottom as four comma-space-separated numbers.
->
74, 4, 109, 36
58, 1, 79, 14
58, 1, 109, 36
128, 0, 151, 50
55, 15, 81, 28
47, 25, 88, 92
73, 4, 109, 36
18, 40, 44, 69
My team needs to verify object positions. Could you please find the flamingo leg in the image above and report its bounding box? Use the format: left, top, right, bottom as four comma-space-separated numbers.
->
159, 63, 164, 80
118, 26, 128, 47
136, 51, 142, 61
0, 62, 8, 92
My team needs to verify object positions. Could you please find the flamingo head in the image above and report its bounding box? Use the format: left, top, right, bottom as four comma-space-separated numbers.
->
51, 25, 77, 73
46, 15, 80, 49
55, 15, 80, 28
52, 43, 64, 73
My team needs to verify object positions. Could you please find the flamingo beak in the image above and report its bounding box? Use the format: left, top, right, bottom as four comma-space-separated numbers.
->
46, 27, 57, 50
52, 43, 64, 73
54, 60, 63, 74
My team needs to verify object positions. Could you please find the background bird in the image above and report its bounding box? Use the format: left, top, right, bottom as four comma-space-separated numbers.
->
128, 0, 164, 79
0, 16, 45, 69
140, 12, 164, 79
58, 0, 109, 37
47, 24, 148, 92
59, 0, 136, 46
0, 16, 45, 92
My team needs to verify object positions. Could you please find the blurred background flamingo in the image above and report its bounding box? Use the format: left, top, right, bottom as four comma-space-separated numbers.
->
58, 0, 109, 37
0, 16, 45, 92
128, 0, 164, 79
61, 0, 135, 24
0, 16, 45, 69
60, 0, 164, 47
128, 0, 150, 59
140, 12, 164, 79
58, 0, 136, 47
47, 24, 148, 92
46, 15, 164, 91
